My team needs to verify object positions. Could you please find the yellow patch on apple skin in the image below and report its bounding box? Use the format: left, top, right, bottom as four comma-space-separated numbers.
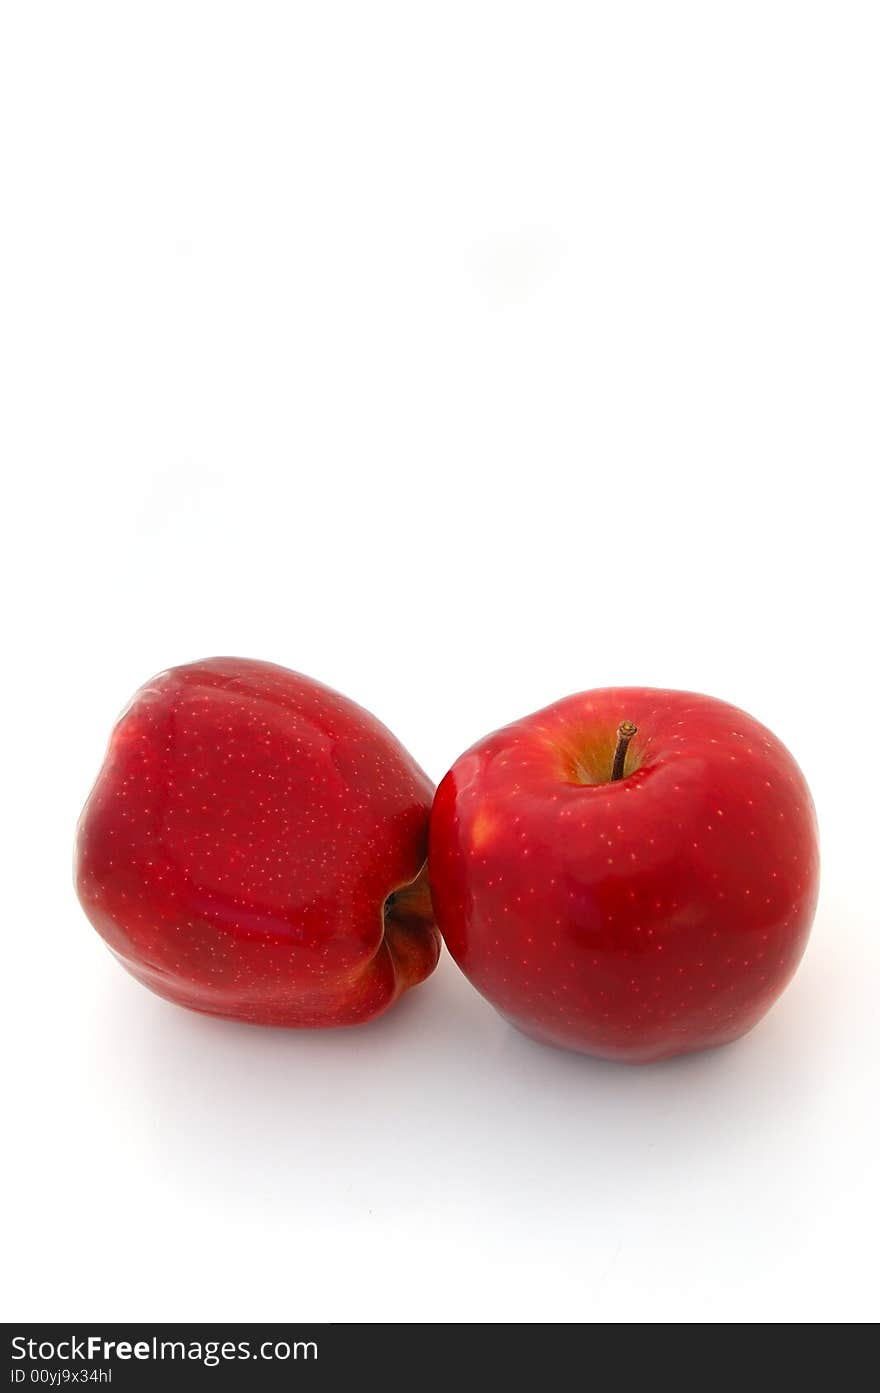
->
471, 809, 497, 851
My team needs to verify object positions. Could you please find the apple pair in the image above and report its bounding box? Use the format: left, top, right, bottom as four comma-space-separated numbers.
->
75, 658, 818, 1063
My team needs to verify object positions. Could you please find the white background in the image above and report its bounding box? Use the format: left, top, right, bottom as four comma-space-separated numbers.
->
1, 3, 877, 1324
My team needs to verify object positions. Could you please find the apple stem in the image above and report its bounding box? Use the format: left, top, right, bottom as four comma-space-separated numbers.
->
611, 721, 638, 781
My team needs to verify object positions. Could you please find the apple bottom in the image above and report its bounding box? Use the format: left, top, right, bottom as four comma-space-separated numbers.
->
456, 913, 813, 1064
93, 870, 440, 1030
497, 1008, 773, 1065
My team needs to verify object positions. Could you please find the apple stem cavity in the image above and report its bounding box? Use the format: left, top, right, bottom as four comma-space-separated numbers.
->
611, 720, 638, 781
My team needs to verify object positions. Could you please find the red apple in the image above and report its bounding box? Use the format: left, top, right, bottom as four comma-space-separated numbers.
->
429, 688, 819, 1063
76, 658, 440, 1026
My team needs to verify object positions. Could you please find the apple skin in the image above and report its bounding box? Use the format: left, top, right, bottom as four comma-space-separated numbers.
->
429, 688, 819, 1063
76, 658, 440, 1027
